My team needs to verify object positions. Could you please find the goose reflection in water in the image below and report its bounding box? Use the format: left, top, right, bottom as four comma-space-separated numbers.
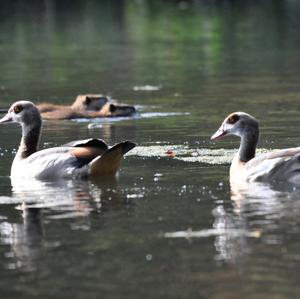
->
0, 207, 44, 271
212, 179, 300, 266
0, 176, 128, 270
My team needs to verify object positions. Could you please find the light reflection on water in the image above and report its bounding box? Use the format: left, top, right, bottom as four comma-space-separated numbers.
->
0, 176, 134, 271
1, 150, 300, 297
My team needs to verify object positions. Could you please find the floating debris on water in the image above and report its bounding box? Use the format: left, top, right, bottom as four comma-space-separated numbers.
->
133, 85, 161, 91
128, 145, 270, 165
128, 145, 234, 164
126, 193, 144, 199
134, 105, 159, 111
140, 112, 190, 118
87, 123, 103, 129
164, 228, 262, 239
166, 149, 176, 157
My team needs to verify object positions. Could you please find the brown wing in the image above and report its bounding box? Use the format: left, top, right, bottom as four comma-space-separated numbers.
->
71, 147, 107, 163
69, 139, 109, 164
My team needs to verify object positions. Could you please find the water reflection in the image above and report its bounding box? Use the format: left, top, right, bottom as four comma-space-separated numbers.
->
230, 180, 283, 213
0, 176, 127, 270
0, 208, 44, 271
212, 204, 248, 263
212, 180, 300, 265
163, 176, 300, 268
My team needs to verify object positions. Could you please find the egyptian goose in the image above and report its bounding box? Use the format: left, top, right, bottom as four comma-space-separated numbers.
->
38, 94, 136, 120
0, 101, 135, 180
211, 112, 300, 184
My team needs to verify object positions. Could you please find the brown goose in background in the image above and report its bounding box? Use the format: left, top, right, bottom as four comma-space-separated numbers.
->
37, 94, 136, 120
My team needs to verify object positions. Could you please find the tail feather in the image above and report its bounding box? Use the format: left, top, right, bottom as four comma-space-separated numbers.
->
89, 141, 136, 176
121, 141, 136, 155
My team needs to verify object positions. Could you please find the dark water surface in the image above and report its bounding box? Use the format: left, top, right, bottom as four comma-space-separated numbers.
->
1, 1, 300, 298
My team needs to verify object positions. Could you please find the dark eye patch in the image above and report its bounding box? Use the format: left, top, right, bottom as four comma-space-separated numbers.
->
227, 114, 239, 124
13, 105, 23, 114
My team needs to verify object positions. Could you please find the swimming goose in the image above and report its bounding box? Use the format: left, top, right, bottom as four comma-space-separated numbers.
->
0, 101, 136, 180
38, 94, 136, 120
211, 112, 300, 184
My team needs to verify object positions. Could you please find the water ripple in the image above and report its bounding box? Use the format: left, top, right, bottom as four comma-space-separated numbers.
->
164, 228, 262, 239
73, 111, 191, 126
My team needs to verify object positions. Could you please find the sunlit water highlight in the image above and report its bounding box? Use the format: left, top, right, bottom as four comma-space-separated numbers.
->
74, 111, 191, 127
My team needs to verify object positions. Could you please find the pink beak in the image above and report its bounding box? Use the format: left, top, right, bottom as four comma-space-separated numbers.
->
0, 112, 13, 124
211, 125, 227, 140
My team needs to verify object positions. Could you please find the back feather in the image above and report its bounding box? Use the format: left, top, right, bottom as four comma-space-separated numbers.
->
63, 138, 108, 151
247, 155, 300, 184
266, 155, 300, 184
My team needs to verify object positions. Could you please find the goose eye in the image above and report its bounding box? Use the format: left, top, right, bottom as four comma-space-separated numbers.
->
227, 114, 239, 124
13, 105, 23, 114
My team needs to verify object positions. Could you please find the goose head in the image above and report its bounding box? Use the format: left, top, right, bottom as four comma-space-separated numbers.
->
84, 96, 109, 111
108, 103, 136, 116
211, 112, 259, 141
0, 101, 41, 127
